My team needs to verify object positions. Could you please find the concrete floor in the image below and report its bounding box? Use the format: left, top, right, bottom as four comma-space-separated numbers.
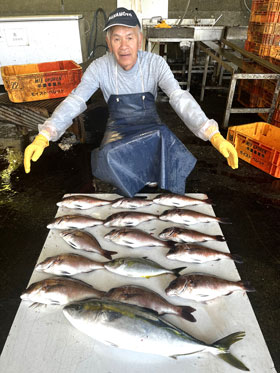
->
0, 85, 279, 371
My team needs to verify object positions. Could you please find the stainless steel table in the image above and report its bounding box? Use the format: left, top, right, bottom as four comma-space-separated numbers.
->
198, 39, 280, 128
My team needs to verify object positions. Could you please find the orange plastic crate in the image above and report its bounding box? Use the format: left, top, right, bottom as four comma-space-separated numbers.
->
1, 60, 82, 103
259, 44, 280, 59
227, 122, 280, 177
250, 11, 280, 23
248, 31, 280, 46
248, 21, 280, 35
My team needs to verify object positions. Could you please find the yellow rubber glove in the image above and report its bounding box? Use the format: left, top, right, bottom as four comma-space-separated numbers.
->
24, 134, 49, 173
155, 20, 171, 28
210, 133, 238, 169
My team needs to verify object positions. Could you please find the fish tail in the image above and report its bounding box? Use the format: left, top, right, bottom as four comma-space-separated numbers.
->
213, 331, 249, 371
215, 235, 226, 241
230, 254, 243, 264
104, 250, 118, 260
204, 198, 214, 205
165, 240, 176, 249
218, 217, 232, 224
172, 266, 186, 277
239, 280, 256, 293
180, 306, 197, 322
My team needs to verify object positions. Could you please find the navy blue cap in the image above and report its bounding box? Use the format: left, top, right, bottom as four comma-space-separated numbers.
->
103, 7, 141, 31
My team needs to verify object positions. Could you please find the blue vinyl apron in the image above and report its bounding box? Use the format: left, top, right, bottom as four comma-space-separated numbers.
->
91, 91, 197, 197
91, 61, 196, 197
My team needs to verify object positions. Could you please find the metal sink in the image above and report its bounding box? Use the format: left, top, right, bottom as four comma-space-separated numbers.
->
146, 25, 224, 41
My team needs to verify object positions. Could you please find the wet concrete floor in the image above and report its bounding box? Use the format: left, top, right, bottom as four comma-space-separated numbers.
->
0, 87, 279, 371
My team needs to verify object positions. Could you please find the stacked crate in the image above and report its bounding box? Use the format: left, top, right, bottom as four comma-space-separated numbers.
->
238, 0, 280, 127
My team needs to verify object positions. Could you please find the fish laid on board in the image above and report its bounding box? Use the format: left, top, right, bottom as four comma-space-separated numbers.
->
111, 197, 153, 209
35, 253, 105, 276
104, 257, 185, 278
104, 211, 158, 227
166, 244, 243, 264
153, 193, 212, 207
47, 215, 103, 230
159, 227, 225, 243
60, 230, 117, 260
57, 195, 112, 209
63, 298, 249, 371
104, 228, 174, 248
106, 284, 196, 322
159, 208, 231, 226
21, 277, 105, 306
165, 273, 255, 302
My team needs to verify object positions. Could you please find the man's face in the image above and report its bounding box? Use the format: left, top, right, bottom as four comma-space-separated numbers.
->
106, 26, 142, 71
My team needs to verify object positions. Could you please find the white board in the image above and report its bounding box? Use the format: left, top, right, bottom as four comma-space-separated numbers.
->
0, 193, 276, 373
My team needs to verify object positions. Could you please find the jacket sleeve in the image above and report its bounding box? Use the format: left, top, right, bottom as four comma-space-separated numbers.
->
157, 56, 219, 141
38, 62, 100, 141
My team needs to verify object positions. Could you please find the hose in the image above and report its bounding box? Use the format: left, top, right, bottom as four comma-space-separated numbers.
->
243, 0, 251, 13
87, 8, 108, 60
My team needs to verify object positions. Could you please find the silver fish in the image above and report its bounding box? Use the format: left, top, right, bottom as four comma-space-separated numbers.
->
167, 244, 243, 264
104, 228, 173, 248
159, 227, 225, 243
106, 284, 196, 322
104, 257, 185, 278
47, 214, 103, 230
165, 273, 255, 302
159, 208, 231, 225
21, 277, 105, 306
153, 193, 212, 207
57, 195, 112, 209
35, 253, 105, 276
60, 230, 117, 260
63, 298, 249, 371
111, 197, 153, 209
104, 211, 158, 227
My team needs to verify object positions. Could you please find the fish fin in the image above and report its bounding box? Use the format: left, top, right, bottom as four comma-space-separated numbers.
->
218, 217, 232, 224
204, 198, 214, 205
240, 280, 256, 293
225, 292, 233, 296
215, 235, 226, 241
217, 353, 249, 371
29, 302, 43, 309
213, 332, 249, 370
103, 250, 118, 260
230, 254, 243, 264
169, 355, 178, 360
166, 240, 176, 249
172, 266, 186, 277
179, 306, 197, 322
104, 340, 119, 348
213, 331, 246, 349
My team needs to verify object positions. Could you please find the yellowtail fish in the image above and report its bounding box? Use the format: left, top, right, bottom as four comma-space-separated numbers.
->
104, 257, 185, 278
165, 273, 255, 302
106, 284, 196, 322
47, 214, 103, 230
153, 193, 212, 207
63, 298, 249, 371
60, 230, 117, 260
35, 253, 105, 276
159, 227, 225, 243
57, 195, 112, 209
